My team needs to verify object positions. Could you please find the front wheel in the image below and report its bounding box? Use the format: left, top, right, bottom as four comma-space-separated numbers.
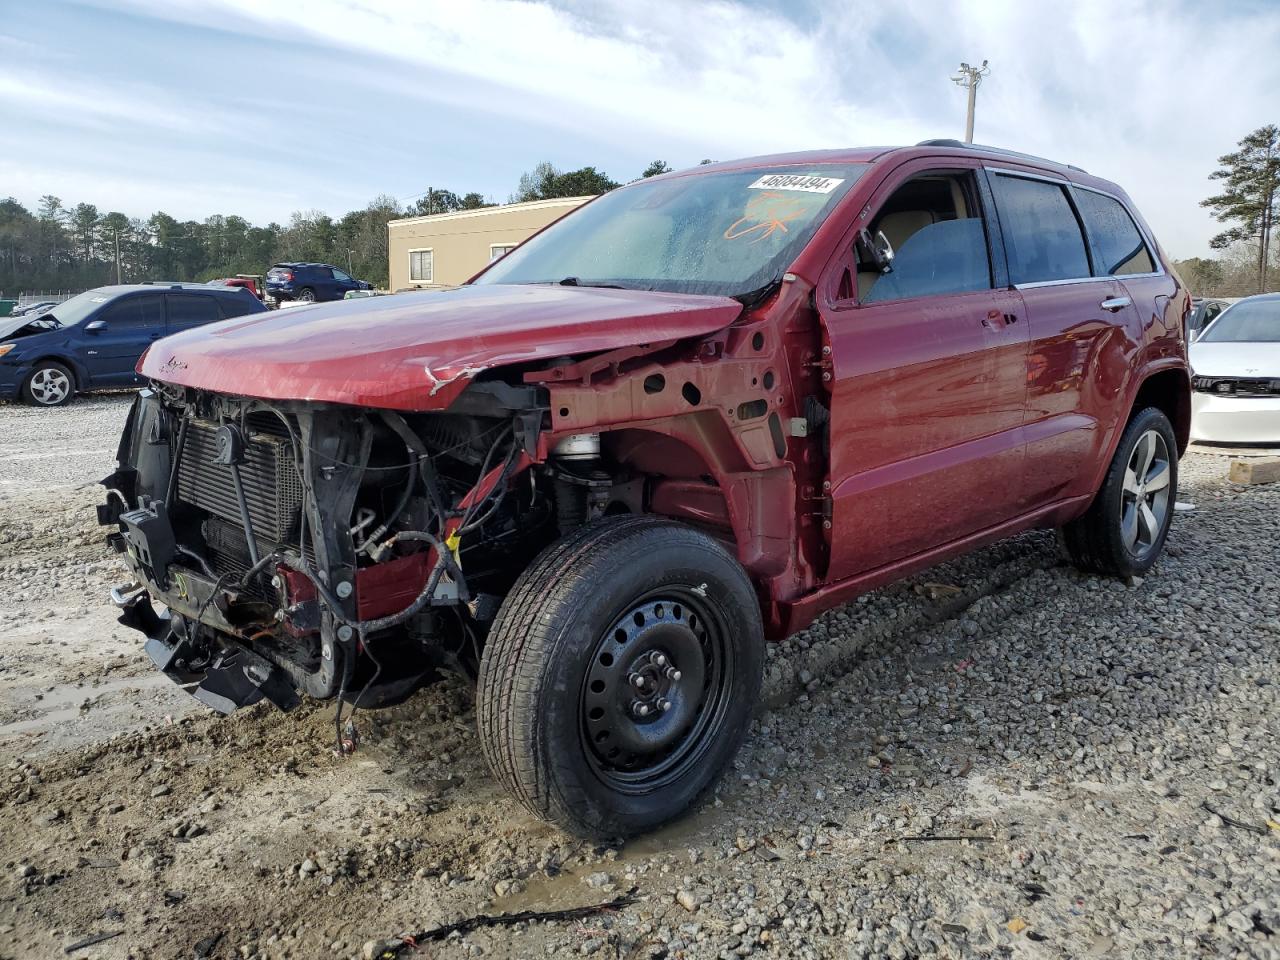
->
476, 516, 764, 838
1060, 406, 1178, 577
22, 361, 74, 407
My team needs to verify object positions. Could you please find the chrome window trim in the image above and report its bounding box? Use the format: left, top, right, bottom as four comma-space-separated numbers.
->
1014, 275, 1113, 291
986, 166, 1166, 286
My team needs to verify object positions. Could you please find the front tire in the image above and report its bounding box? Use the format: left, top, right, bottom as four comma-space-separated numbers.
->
1060, 406, 1178, 577
21, 361, 74, 407
477, 516, 764, 838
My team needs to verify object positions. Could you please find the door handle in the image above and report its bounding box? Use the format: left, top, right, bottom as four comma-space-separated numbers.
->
1100, 296, 1132, 313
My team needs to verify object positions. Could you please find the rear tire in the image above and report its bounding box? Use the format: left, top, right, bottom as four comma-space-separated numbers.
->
298, 287, 316, 302
21, 361, 74, 407
1060, 406, 1177, 577
476, 516, 763, 838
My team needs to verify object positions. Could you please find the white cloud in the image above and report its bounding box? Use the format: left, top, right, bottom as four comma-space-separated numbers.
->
25, 0, 1280, 256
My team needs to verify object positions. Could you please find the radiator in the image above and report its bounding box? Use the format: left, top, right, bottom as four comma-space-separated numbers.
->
175, 418, 304, 546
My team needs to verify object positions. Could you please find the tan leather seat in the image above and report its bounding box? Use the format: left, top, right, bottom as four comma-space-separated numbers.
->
879, 210, 935, 252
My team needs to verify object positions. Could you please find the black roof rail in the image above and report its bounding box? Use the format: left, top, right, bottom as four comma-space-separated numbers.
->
915, 138, 1088, 174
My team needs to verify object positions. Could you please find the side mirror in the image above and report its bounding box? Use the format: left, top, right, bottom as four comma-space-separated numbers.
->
85, 319, 107, 333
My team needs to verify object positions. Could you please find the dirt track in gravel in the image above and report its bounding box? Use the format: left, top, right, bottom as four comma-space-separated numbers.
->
2, 394, 1278, 960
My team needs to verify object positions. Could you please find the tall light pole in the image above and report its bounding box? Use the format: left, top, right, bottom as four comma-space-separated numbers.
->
951, 60, 990, 143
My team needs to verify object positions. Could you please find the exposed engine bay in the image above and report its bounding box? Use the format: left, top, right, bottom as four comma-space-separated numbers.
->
98, 378, 635, 746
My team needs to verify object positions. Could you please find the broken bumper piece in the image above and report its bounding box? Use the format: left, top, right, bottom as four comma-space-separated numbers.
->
116, 590, 299, 715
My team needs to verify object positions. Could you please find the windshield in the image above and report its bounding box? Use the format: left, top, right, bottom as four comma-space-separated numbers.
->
1201, 299, 1280, 343
475, 164, 868, 297
43, 289, 118, 327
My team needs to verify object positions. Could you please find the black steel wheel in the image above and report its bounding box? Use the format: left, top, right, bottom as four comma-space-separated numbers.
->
581, 588, 731, 791
477, 516, 763, 838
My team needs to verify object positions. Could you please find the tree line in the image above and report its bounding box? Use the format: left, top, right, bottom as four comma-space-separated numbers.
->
0, 159, 678, 295
1174, 123, 1280, 297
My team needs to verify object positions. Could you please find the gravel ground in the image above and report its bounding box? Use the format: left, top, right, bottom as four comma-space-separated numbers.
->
1, 394, 1278, 960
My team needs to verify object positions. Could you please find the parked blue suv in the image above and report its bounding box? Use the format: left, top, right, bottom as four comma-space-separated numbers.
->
265, 262, 372, 303
0, 283, 266, 406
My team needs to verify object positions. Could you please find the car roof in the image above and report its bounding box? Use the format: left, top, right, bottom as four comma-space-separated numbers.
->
92, 283, 251, 297
669, 141, 1129, 198
272, 261, 332, 269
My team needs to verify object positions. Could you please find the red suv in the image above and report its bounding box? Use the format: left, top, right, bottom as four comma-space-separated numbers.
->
101, 141, 1190, 837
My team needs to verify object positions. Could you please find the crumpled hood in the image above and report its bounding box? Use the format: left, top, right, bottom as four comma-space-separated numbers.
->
1190, 340, 1280, 377
139, 284, 743, 410
0, 315, 49, 341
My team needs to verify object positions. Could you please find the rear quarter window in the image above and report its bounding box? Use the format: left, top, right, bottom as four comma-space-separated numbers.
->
1073, 189, 1156, 276
218, 294, 262, 319
990, 174, 1091, 284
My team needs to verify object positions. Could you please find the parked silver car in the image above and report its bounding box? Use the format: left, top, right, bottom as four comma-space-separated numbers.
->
1189, 293, 1280, 445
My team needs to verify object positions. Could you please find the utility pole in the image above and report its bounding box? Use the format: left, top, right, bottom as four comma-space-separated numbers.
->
113, 227, 122, 284
951, 60, 990, 143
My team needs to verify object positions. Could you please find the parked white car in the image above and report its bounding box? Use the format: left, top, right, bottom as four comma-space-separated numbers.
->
1189, 293, 1280, 445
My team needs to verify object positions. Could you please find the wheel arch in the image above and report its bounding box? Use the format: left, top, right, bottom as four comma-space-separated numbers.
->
596, 421, 797, 587
24, 354, 85, 390
1130, 365, 1191, 456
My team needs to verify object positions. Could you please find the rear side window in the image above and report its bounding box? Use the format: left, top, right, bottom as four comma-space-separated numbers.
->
217, 294, 260, 320
166, 294, 221, 331
990, 174, 1090, 284
98, 294, 164, 329
1073, 189, 1155, 276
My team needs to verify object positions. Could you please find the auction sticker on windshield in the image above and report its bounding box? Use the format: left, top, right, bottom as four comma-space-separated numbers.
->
747, 174, 844, 194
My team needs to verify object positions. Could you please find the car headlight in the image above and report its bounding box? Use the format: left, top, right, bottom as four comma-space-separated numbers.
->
0, 343, 16, 358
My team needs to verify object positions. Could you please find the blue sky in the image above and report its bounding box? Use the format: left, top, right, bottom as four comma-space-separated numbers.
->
2, 0, 1278, 258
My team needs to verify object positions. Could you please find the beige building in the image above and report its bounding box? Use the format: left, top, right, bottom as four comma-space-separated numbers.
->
387, 196, 592, 291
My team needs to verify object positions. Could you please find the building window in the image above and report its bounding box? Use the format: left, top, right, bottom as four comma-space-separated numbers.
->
489, 243, 518, 262
409, 248, 433, 283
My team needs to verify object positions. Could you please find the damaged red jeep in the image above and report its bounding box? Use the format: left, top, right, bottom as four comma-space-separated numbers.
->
101, 142, 1191, 837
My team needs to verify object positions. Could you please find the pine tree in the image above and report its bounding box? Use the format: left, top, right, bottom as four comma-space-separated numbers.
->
1201, 124, 1280, 294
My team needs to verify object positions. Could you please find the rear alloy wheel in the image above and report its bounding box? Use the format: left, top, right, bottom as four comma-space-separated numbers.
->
22, 361, 74, 407
298, 287, 316, 302
477, 516, 763, 838
1060, 406, 1178, 576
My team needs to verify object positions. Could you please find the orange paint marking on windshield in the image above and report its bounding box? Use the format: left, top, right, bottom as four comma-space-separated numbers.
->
723, 191, 813, 243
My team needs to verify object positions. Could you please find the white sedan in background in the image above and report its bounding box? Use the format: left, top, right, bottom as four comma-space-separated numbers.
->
1189, 293, 1280, 445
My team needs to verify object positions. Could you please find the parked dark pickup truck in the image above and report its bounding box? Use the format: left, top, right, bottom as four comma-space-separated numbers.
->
101, 142, 1190, 837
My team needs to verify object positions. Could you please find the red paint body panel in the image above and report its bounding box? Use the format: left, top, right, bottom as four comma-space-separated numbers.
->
139, 285, 742, 410
1019, 280, 1138, 504
821, 286, 1028, 577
